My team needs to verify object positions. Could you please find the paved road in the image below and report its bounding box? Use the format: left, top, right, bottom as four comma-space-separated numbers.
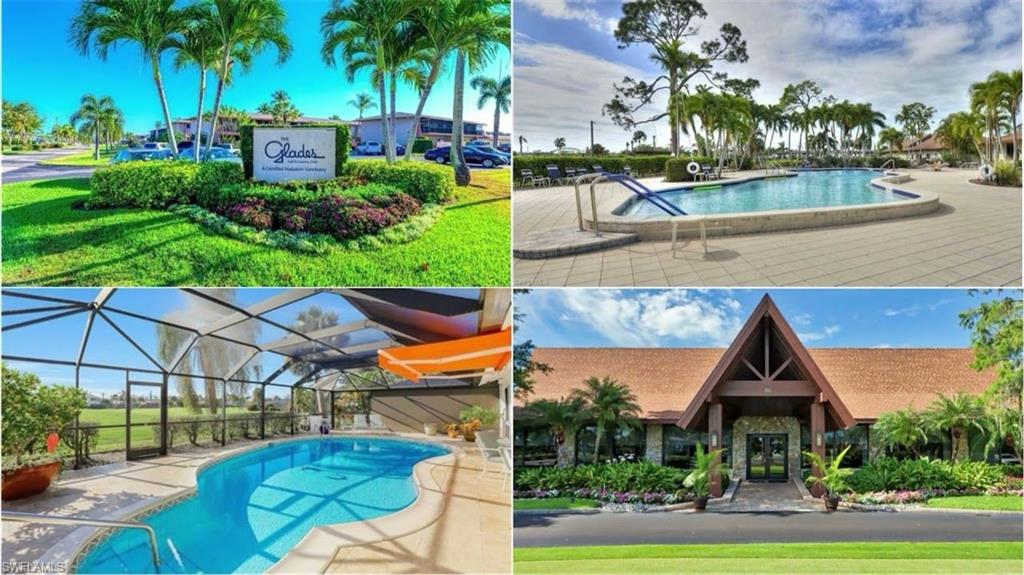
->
1, 147, 96, 183
514, 510, 1023, 547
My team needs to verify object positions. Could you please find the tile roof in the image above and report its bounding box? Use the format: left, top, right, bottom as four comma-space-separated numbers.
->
520, 347, 994, 422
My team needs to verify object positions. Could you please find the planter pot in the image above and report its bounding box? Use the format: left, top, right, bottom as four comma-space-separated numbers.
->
462, 431, 477, 442
423, 423, 437, 436
2, 461, 61, 501
824, 494, 841, 512
693, 496, 709, 512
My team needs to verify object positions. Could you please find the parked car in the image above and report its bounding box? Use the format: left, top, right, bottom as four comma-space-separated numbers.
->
423, 146, 509, 168
468, 144, 510, 161
498, 143, 511, 153
177, 147, 243, 164
110, 149, 175, 164
142, 142, 169, 150
355, 141, 382, 155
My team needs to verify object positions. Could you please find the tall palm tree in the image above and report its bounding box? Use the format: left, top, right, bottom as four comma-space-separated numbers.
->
70, 0, 194, 155
447, 0, 509, 185
926, 393, 985, 461
936, 111, 985, 161
470, 73, 510, 148
205, 0, 292, 156
990, 69, 1022, 164
877, 126, 904, 158
526, 397, 587, 468
517, 134, 527, 153
257, 90, 301, 123
171, 8, 219, 162
571, 376, 641, 464
872, 408, 929, 457
69, 94, 117, 160
348, 92, 377, 120
971, 77, 1005, 164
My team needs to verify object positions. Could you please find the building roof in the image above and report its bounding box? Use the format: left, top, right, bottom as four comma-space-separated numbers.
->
519, 347, 993, 423
905, 133, 947, 152
353, 112, 484, 126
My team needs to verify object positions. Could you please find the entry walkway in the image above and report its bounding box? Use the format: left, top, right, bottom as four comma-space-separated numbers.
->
513, 510, 1023, 547
723, 481, 821, 513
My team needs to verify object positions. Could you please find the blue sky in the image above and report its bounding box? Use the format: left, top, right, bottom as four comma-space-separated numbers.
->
514, 0, 1022, 151
515, 289, 1017, 349
2, 0, 510, 134
1, 288, 477, 395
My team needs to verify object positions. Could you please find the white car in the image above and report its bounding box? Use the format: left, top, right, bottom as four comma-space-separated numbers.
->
355, 141, 382, 155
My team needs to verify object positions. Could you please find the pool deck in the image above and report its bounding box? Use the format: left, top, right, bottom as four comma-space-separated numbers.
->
0, 433, 510, 574
513, 168, 1022, 287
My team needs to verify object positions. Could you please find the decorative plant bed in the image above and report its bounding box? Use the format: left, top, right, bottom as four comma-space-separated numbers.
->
2, 460, 61, 501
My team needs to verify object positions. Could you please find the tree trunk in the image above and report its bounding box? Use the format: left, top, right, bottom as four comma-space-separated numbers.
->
388, 71, 397, 162
593, 423, 603, 464
492, 102, 501, 149
377, 70, 391, 165
93, 126, 100, 160
195, 67, 207, 163
403, 61, 440, 161
668, 71, 679, 156
205, 49, 232, 156
451, 51, 470, 186
152, 59, 178, 155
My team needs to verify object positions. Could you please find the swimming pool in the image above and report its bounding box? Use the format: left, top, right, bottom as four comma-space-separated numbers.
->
76, 437, 448, 574
619, 169, 909, 217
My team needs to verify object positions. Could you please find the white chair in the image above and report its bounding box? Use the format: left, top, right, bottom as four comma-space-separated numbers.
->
498, 446, 512, 491
307, 415, 323, 434
368, 413, 388, 430
474, 430, 506, 483
352, 414, 370, 431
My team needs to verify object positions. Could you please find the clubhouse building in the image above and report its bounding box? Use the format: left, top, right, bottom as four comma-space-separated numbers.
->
515, 295, 994, 496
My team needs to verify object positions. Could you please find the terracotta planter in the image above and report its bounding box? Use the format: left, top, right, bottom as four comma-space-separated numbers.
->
2, 460, 60, 501
824, 494, 841, 512
693, 496, 709, 512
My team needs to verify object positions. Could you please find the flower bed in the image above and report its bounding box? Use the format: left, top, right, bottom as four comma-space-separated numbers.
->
514, 488, 691, 512
844, 486, 1024, 506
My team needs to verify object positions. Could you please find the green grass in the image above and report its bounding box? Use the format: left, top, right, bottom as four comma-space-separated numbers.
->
80, 406, 250, 452
37, 148, 121, 166
514, 542, 1024, 574
926, 496, 1023, 512
514, 498, 601, 510
1, 170, 510, 286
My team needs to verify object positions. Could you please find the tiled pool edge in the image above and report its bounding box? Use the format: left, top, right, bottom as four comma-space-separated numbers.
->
62, 434, 460, 574
593, 170, 940, 240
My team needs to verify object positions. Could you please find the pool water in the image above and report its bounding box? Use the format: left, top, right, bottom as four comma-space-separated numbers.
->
621, 169, 907, 217
76, 438, 448, 574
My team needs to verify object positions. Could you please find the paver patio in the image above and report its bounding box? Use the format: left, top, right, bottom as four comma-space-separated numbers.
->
513, 169, 1022, 287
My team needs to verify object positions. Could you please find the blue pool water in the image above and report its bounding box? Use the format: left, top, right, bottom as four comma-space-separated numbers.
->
76, 438, 448, 574
621, 169, 908, 217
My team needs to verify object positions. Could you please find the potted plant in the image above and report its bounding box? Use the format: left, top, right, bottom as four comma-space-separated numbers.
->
458, 405, 499, 442
2, 364, 86, 500
444, 423, 462, 439
804, 445, 853, 511
683, 441, 724, 511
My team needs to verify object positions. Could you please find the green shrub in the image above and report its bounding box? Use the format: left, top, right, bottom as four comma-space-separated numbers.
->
512, 154, 673, 180
994, 160, 1021, 186
665, 158, 698, 182
513, 461, 687, 493
411, 137, 434, 154
847, 458, 1007, 492
344, 160, 455, 204
90, 160, 243, 209
196, 181, 403, 214
240, 124, 350, 179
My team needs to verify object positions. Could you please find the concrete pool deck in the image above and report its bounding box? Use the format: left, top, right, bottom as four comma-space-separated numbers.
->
513, 168, 1021, 287
1, 433, 510, 574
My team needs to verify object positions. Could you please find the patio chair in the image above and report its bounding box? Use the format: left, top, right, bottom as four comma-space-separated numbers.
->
307, 415, 323, 435
623, 165, 633, 176
368, 413, 389, 431
499, 446, 512, 491
592, 164, 604, 174
519, 169, 548, 188
545, 165, 565, 185
474, 430, 506, 482
565, 167, 577, 180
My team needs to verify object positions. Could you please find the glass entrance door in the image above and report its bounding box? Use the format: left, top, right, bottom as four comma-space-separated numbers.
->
126, 381, 164, 460
746, 434, 788, 481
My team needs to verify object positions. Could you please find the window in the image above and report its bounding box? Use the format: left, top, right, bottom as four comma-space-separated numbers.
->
662, 426, 703, 468
575, 424, 646, 465
513, 424, 556, 467
826, 424, 869, 468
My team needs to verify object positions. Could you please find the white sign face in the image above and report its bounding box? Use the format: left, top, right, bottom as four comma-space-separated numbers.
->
252, 128, 336, 183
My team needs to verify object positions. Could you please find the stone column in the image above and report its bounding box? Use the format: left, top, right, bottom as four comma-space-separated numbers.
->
644, 424, 663, 464
810, 401, 826, 497
709, 402, 723, 497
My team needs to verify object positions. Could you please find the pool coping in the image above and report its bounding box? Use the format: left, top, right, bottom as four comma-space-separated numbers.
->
592, 169, 940, 240
65, 433, 462, 574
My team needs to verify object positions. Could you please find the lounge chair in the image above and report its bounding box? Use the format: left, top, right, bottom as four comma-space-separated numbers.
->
623, 166, 633, 176
519, 169, 548, 187
307, 415, 323, 435
565, 167, 577, 180
545, 165, 566, 185
474, 430, 506, 482
592, 165, 604, 174
368, 413, 388, 431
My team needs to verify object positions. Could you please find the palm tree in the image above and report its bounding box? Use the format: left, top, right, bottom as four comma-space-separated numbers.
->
971, 77, 1006, 164
447, 0, 509, 185
204, 0, 292, 156
70, 0, 194, 155
926, 393, 985, 461
171, 8, 219, 162
257, 90, 301, 123
517, 134, 527, 153
877, 126, 904, 159
570, 376, 641, 464
990, 69, 1022, 164
289, 305, 339, 413
526, 397, 587, 468
69, 94, 117, 160
936, 111, 985, 162
348, 92, 377, 120
871, 408, 929, 457
553, 137, 566, 151
470, 73, 510, 148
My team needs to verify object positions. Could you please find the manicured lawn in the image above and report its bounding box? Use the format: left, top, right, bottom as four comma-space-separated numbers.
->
926, 496, 1023, 512
37, 148, 121, 166
514, 498, 601, 510
1, 170, 509, 286
514, 542, 1024, 574
79, 406, 250, 452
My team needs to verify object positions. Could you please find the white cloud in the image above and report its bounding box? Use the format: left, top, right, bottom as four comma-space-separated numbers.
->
883, 298, 953, 317
557, 289, 743, 347
792, 313, 813, 326
517, 0, 617, 33
798, 324, 841, 342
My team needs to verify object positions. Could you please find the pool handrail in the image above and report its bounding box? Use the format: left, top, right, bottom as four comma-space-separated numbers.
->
2, 510, 161, 567
603, 172, 686, 216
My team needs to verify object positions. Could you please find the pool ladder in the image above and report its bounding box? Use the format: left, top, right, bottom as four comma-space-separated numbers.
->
2, 510, 161, 567
762, 159, 786, 176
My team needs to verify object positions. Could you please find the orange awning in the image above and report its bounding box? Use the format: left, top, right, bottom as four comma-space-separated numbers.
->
378, 329, 511, 382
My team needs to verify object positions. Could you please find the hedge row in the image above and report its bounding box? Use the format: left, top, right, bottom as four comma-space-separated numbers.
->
512, 154, 673, 179
89, 161, 244, 209
240, 124, 351, 179
343, 160, 455, 204
197, 181, 403, 214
